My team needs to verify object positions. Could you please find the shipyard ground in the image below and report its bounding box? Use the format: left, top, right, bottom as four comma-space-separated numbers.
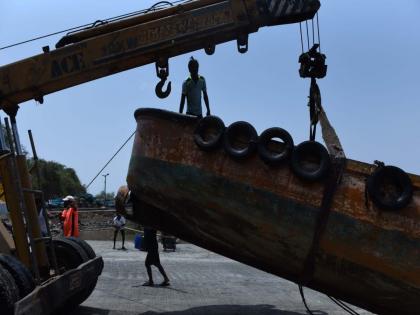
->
75, 241, 373, 315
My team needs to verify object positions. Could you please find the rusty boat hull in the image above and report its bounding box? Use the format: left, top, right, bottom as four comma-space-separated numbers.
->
127, 108, 420, 315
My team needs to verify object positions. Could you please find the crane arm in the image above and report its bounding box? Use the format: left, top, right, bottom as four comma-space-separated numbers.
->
0, 0, 320, 111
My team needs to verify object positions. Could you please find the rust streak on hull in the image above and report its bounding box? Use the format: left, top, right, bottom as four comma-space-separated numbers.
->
127, 108, 420, 315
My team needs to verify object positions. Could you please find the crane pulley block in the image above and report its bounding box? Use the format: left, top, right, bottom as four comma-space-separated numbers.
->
298, 44, 327, 79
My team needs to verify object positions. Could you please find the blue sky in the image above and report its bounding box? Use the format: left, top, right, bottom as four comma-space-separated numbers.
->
1, 0, 419, 196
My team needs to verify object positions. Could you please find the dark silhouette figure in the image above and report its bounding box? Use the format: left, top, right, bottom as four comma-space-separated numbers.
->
142, 227, 170, 286
179, 57, 211, 117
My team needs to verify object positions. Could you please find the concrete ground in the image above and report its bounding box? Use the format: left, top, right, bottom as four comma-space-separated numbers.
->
75, 241, 373, 315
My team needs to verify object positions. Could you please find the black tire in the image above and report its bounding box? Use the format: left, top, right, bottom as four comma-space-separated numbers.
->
0, 254, 35, 299
291, 141, 330, 181
68, 237, 96, 259
51, 238, 95, 311
65, 238, 99, 307
0, 265, 19, 315
367, 165, 413, 211
52, 237, 89, 273
258, 127, 294, 165
223, 121, 258, 159
194, 115, 225, 151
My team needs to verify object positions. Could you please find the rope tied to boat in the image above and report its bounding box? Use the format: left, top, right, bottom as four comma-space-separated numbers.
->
299, 155, 346, 284
297, 155, 352, 315
296, 15, 360, 314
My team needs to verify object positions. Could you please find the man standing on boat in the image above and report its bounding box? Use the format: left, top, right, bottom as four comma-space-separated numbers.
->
179, 57, 211, 118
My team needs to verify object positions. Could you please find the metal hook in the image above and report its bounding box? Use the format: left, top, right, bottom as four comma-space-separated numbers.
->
155, 59, 171, 98
155, 78, 171, 99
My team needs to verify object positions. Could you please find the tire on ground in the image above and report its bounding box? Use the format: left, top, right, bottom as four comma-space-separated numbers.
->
194, 115, 225, 151
52, 237, 89, 272
0, 264, 19, 315
51, 238, 90, 312
0, 254, 35, 299
367, 165, 413, 210
66, 237, 99, 307
291, 141, 330, 181
223, 121, 258, 159
68, 237, 96, 259
258, 127, 294, 165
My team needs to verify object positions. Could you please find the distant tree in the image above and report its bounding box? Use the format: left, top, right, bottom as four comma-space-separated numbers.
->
27, 158, 86, 200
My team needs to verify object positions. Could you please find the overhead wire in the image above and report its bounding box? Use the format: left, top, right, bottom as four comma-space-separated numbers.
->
85, 130, 136, 190
0, 0, 193, 51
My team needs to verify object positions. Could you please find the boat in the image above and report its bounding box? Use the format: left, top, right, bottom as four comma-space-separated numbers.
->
124, 107, 420, 315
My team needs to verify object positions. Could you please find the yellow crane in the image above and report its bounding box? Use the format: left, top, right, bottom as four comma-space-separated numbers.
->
0, 1, 320, 314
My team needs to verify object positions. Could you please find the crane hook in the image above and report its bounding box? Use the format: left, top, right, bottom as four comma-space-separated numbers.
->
155, 78, 171, 99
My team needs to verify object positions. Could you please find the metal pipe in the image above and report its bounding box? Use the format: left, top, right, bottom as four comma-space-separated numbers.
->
2, 118, 37, 277
27, 130, 59, 275
10, 115, 23, 155
4, 118, 15, 155
0, 113, 8, 152
6, 117, 49, 280
28, 130, 41, 189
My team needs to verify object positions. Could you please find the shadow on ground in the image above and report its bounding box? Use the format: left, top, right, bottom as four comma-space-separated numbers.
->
75, 304, 328, 315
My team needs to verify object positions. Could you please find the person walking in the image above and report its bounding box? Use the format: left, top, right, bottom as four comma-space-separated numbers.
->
113, 212, 126, 250
61, 195, 79, 237
179, 57, 211, 118
142, 227, 170, 287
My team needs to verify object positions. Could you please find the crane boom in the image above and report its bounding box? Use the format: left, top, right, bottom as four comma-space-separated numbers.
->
0, 0, 320, 111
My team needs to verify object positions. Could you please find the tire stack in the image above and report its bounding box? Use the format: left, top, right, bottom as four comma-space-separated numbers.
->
51, 237, 100, 311
194, 116, 331, 181
0, 237, 101, 315
0, 254, 35, 315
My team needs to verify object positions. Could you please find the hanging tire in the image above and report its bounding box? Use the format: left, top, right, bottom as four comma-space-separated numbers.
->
223, 121, 258, 159
66, 238, 99, 307
291, 141, 330, 181
0, 265, 19, 315
0, 254, 35, 299
367, 165, 413, 211
194, 115, 225, 151
258, 127, 294, 165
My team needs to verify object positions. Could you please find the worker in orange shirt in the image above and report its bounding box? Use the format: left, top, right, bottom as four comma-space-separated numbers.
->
59, 199, 70, 233
61, 195, 79, 237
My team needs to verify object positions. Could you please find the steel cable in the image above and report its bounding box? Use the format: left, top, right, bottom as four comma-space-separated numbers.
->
85, 130, 136, 190
316, 13, 322, 52
299, 23, 304, 53
0, 0, 193, 50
